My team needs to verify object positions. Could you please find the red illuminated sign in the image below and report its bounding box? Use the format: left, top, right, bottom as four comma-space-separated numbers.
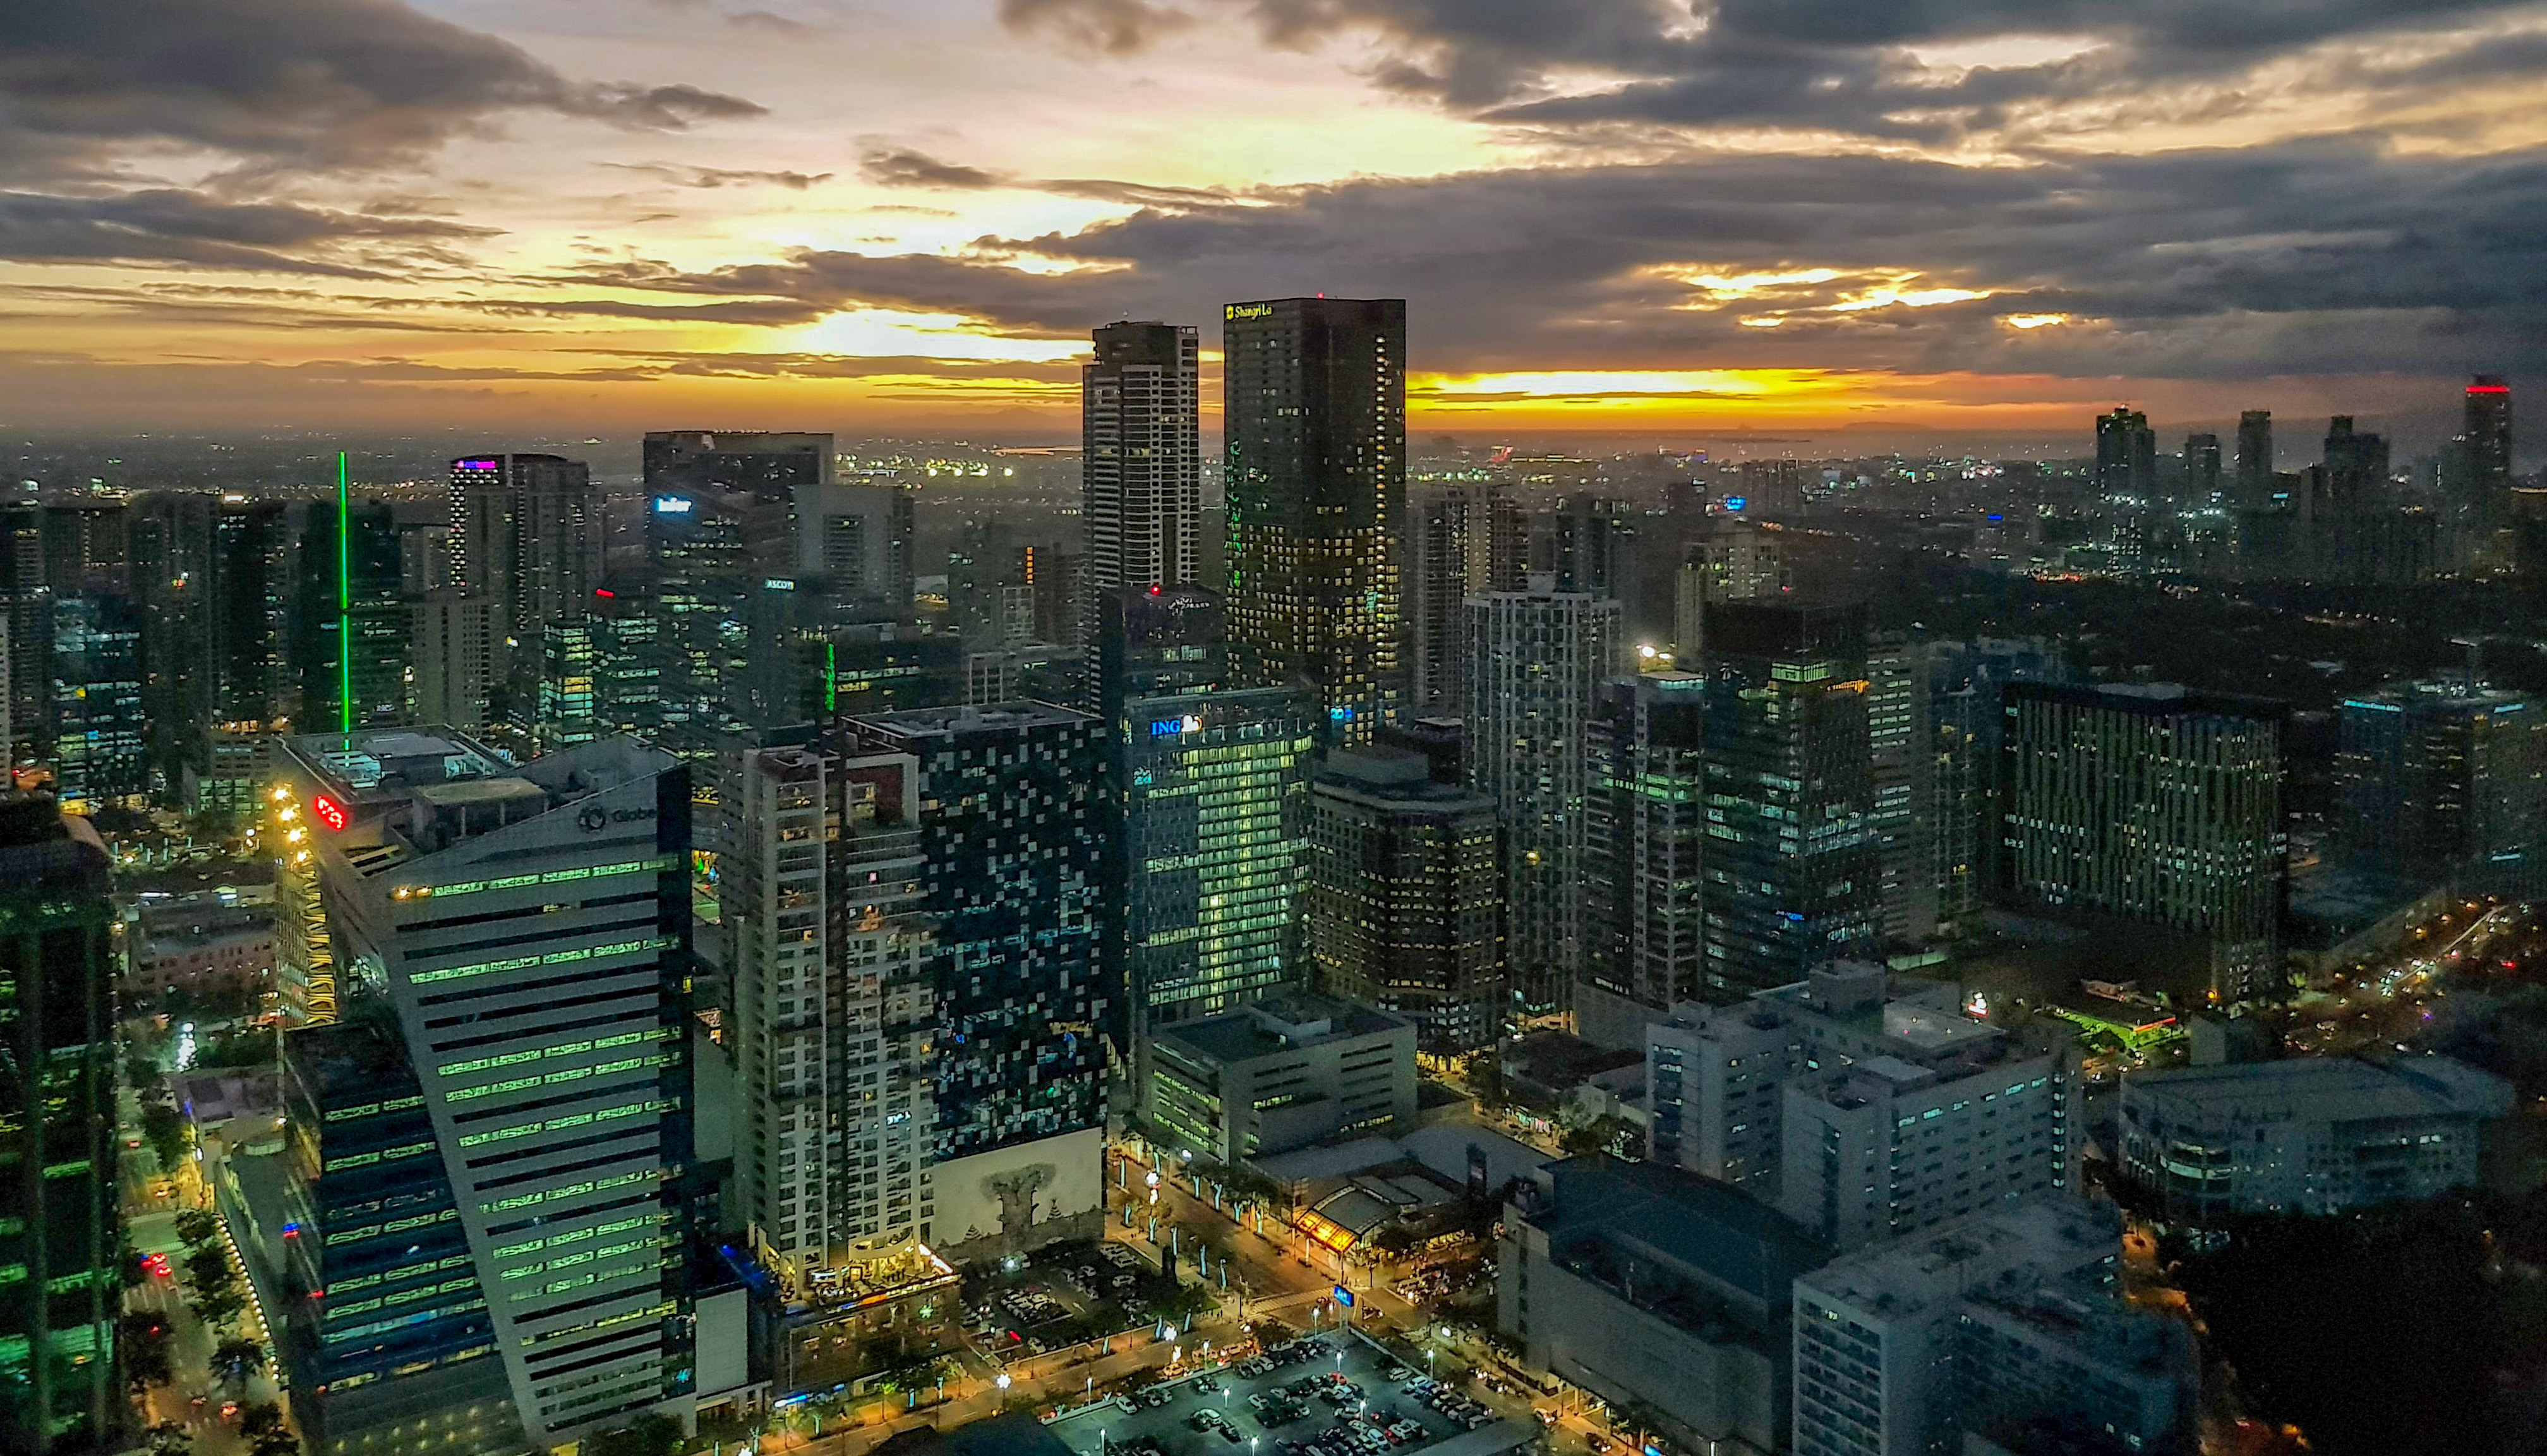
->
2468, 384, 2510, 395
311, 795, 348, 832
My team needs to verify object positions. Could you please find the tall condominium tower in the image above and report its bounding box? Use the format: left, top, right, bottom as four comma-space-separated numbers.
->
2093, 407, 2157, 498
2466, 375, 2513, 504
721, 738, 941, 1279
2184, 432, 2224, 503
2335, 681, 2547, 878
449, 454, 604, 711
1579, 673, 1707, 1048
1924, 639, 2071, 934
212, 496, 292, 728
1671, 514, 1786, 659
129, 492, 217, 792
1698, 600, 1881, 998
1223, 297, 1406, 744
2234, 409, 2275, 508
0, 797, 119, 1455
1464, 579, 1623, 1013
0, 503, 53, 762
843, 705, 1107, 1256
294, 499, 407, 733
270, 730, 699, 1450
1999, 683, 2287, 1005
1081, 323, 1201, 630
1406, 482, 1524, 716
1306, 750, 1505, 1055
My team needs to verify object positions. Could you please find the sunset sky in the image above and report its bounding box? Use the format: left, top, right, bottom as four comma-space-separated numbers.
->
4, 0, 2543, 447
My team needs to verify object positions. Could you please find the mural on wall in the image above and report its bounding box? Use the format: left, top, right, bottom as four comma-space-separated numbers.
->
934, 1126, 1104, 1254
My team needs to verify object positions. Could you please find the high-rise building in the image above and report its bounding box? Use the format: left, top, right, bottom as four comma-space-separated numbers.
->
792, 483, 915, 623
1465, 579, 1622, 1013
1579, 673, 1707, 1048
1999, 683, 2286, 1005
268, 729, 700, 1450
40, 501, 129, 599
1406, 482, 1524, 715
720, 738, 939, 1279
0, 796, 119, 1456
644, 431, 832, 501
1116, 686, 1315, 1026
1793, 1201, 2193, 1456
294, 498, 406, 732
2234, 409, 2274, 508
1922, 639, 2070, 934
843, 704, 1107, 1256
1223, 297, 1406, 744
2184, 431, 2223, 503
2335, 681, 2547, 878
409, 594, 499, 732
0, 502, 54, 762
449, 454, 604, 714
2466, 375, 2513, 506
1867, 633, 1930, 944
2321, 415, 2390, 510
1080, 322, 1201, 641
47, 594, 146, 812
1671, 514, 1786, 659
1698, 601, 1881, 999
129, 492, 217, 793
1306, 749, 1504, 1055
211, 496, 292, 730
2093, 407, 2157, 498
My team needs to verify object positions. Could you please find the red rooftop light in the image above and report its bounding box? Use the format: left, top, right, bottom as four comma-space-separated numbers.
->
311, 794, 348, 832
2468, 383, 2510, 394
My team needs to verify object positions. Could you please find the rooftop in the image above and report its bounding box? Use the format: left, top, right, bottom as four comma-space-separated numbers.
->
850, 701, 1095, 738
1523, 1155, 1827, 1307
278, 730, 677, 877
1796, 1199, 2121, 1319
1159, 993, 1411, 1066
2124, 1055, 2514, 1123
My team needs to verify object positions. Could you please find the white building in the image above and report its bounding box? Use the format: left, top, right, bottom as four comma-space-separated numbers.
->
1143, 994, 1417, 1166
1644, 966, 2074, 1249
2118, 1055, 2512, 1223
1792, 1201, 2193, 1456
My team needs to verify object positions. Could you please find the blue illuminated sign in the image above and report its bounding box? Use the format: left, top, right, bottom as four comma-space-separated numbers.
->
653, 496, 693, 514
1723, 496, 1747, 511
1332, 1286, 1354, 1308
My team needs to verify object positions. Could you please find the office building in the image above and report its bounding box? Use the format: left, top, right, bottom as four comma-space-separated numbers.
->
1500, 1156, 1826, 1456
409, 594, 499, 733
1223, 297, 1406, 744
268, 729, 699, 1449
1923, 639, 2071, 935
1644, 966, 2072, 1242
0, 502, 52, 761
2093, 407, 2156, 499
1306, 749, 1504, 1056
449, 454, 603, 711
644, 433, 833, 749
1579, 673, 1707, 1049
48, 594, 146, 812
212, 496, 293, 730
1143, 994, 1417, 1165
294, 498, 407, 732
2233, 410, 2274, 508
1793, 1200, 2193, 1456
2465, 375, 2514, 507
792, 483, 915, 623
1080, 322, 1201, 640
2183, 432, 2223, 504
2335, 681, 2547, 878
720, 739, 939, 1284
129, 492, 218, 793
0, 797, 119, 1455
1999, 682, 2286, 1005
843, 704, 1107, 1258
644, 430, 832, 501
1464, 579, 1622, 1012
1407, 482, 1525, 715
1699, 601, 1882, 998
1867, 635, 1929, 944
40, 501, 128, 599
2118, 1056, 2512, 1224
1115, 686, 1314, 1027
1671, 513, 1786, 659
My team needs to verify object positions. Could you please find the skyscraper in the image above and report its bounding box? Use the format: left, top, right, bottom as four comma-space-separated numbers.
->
449, 454, 603, 716
129, 492, 217, 795
48, 594, 145, 812
1698, 600, 1881, 998
2335, 681, 2547, 879
2093, 406, 2157, 498
0, 502, 53, 762
1406, 481, 1524, 715
211, 496, 292, 730
843, 704, 1107, 1256
1671, 513, 1786, 659
1306, 749, 1504, 1055
1223, 297, 1406, 744
0, 795, 119, 1456
1579, 673, 1707, 1047
1080, 323, 1201, 635
2466, 375, 2513, 505
1999, 683, 2286, 1005
294, 498, 406, 732
270, 729, 699, 1450
2234, 409, 2274, 508
2184, 431, 2223, 504
1464, 579, 1622, 1012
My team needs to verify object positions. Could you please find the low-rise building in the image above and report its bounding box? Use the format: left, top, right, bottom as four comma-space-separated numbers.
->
1144, 994, 1417, 1165
1791, 1201, 2194, 1456
2117, 1056, 2513, 1223
1500, 1156, 1827, 1456
129, 899, 275, 1002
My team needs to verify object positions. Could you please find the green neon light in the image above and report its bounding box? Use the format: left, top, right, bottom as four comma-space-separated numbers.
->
826, 640, 838, 713
338, 450, 353, 735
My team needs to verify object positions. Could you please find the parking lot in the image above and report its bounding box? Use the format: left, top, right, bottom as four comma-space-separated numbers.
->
963, 1239, 1188, 1362
1048, 1332, 1518, 1456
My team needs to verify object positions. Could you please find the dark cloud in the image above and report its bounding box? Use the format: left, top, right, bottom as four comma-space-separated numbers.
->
998, 0, 1198, 56
0, 0, 765, 181
0, 188, 497, 277
859, 148, 1008, 190
564, 137, 2547, 379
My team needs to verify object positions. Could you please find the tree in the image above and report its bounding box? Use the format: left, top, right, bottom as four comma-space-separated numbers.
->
183, 1246, 233, 1301
586, 1413, 683, 1456
248, 1430, 299, 1456
143, 1103, 190, 1174
174, 1209, 220, 1250
120, 1313, 174, 1390
212, 1336, 267, 1392
238, 1403, 286, 1440
143, 1421, 192, 1456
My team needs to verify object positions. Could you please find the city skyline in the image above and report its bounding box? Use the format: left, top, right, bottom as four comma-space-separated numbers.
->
1, 1, 2541, 442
